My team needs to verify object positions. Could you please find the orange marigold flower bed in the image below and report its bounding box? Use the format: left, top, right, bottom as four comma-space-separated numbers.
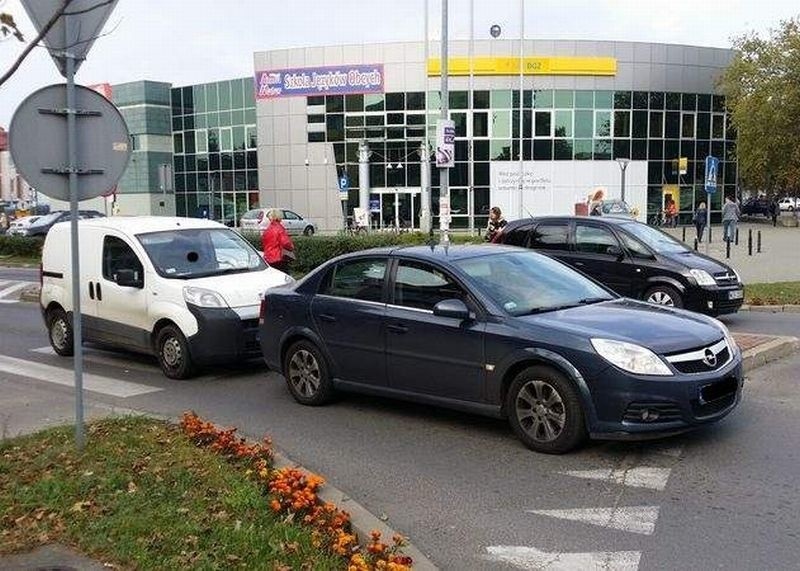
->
179, 411, 412, 570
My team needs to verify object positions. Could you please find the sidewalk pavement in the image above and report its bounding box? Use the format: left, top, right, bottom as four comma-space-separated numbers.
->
664, 221, 799, 283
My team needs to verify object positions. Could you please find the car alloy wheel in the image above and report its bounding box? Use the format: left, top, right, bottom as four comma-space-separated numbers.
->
515, 380, 566, 443
288, 349, 321, 397
644, 285, 683, 309
283, 340, 335, 406
303, 226, 315, 236
648, 290, 675, 306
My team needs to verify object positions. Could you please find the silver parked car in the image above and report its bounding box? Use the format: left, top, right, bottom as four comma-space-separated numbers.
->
240, 208, 316, 236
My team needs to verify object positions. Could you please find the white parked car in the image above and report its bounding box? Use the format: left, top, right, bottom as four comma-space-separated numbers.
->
778, 197, 797, 212
40, 217, 293, 379
240, 208, 316, 236
7, 215, 40, 235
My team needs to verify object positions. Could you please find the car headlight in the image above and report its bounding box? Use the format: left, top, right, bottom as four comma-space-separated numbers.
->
591, 338, 673, 376
183, 286, 228, 308
689, 269, 716, 287
718, 322, 738, 355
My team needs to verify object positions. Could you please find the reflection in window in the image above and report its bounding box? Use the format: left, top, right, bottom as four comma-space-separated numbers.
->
322, 259, 387, 303
681, 112, 695, 139
365, 94, 385, 112
613, 111, 631, 137
491, 90, 513, 109
492, 111, 511, 138
393, 261, 465, 312
534, 111, 552, 137
554, 110, 573, 138
594, 111, 610, 137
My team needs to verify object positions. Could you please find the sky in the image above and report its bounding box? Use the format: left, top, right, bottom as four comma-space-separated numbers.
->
1, 0, 799, 126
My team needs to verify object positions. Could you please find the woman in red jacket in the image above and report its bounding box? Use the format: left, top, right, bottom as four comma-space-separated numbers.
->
261, 209, 295, 273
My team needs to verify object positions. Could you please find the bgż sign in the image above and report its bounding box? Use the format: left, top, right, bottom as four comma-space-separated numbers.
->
255, 64, 384, 100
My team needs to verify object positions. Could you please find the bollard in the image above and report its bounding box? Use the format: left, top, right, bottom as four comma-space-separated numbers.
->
708, 224, 712, 243
757, 230, 762, 253
735, 227, 739, 245
694, 238, 698, 251
748, 228, 753, 256
682, 226, 686, 242
726, 239, 731, 259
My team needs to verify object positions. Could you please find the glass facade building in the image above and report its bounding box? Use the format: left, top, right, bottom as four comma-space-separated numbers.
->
255, 41, 737, 232
171, 77, 259, 224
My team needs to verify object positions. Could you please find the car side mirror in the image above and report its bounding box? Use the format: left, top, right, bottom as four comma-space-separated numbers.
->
607, 245, 624, 260
115, 268, 143, 289
433, 299, 472, 321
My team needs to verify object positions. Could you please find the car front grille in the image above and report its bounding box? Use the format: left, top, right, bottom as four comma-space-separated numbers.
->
623, 402, 683, 424
691, 377, 739, 417
665, 338, 731, 375
713, 272, 739, 287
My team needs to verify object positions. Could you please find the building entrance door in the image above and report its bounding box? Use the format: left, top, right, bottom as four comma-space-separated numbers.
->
372, 189, 420, 230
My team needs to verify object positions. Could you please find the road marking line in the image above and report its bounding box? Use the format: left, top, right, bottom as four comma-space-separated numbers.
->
32, 346, 158, 374
561, 466, 672, 491
0, 355, 163, 398
528, 506, 660, 536
0, 282, 31, 299
485, 546, 641, 570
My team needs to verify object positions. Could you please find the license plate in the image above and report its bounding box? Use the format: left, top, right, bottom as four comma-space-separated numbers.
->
729, 290, 743, 300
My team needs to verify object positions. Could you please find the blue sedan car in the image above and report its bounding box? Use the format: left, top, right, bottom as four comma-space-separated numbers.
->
259, 245, 743, 453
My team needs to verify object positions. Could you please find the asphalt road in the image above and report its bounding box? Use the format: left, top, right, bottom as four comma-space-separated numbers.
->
1, 282, 799, 569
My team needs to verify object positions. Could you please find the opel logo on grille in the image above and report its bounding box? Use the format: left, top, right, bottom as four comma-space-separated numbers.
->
703, 347, 718, 368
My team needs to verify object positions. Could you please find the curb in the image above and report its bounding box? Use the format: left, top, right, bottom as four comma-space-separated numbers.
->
85, 403, 439, 570
739, 304, 800, 313
741, 336, 800, 372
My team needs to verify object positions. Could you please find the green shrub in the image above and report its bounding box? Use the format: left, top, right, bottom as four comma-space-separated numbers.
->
242, 231, 482, 274
0, 235, 43, 258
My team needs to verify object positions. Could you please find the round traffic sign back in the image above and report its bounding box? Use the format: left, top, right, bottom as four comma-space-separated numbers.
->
9, 83, 131, 201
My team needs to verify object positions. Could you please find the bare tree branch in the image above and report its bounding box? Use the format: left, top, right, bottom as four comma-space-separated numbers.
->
0, 0, 72, 88
62, 0, 115, 17
36, 17, 120, 54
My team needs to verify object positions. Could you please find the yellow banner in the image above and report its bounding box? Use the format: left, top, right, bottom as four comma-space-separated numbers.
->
427, 56, 617, 77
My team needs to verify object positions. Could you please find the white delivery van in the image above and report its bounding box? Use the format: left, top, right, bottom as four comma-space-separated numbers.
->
40, 216, 293, 379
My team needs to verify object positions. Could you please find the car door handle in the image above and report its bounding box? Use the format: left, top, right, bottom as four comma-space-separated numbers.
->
96, 282, 102, 301
318, 313, 337, 323
574, 261, 585, 267
387, 323, 408, 334
88, 282, 95, 300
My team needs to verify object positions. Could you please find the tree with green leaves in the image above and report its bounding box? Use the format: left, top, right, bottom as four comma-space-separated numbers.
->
720, 17, 800, 196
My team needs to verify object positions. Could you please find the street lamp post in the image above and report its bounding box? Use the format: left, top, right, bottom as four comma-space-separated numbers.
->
616, 158, 631, 203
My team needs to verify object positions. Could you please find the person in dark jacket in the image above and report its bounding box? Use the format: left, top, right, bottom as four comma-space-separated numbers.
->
484, 206, 508, 242
261, 208, 295, 273
770, 199, 779, 227
693, 201, 708, 243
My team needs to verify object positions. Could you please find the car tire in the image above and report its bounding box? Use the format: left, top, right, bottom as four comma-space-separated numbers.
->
644, 284, 683, 308
506, 365, 587, 454
47, 307, 74, 357
789, 206, 795, 212
155, 324, 195, 380
283, 340, 334, 406
303, 225, 315, 237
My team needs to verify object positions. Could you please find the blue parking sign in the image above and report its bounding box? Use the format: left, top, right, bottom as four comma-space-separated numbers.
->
338, 173, 350, 191
704, 156, 719, 194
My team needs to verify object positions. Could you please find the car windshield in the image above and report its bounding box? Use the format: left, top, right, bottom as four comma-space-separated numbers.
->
455, 251, 614, 316
619, 222, 688, 254
137, 228, 266, 279
31, 212, 62, 226
601, 200, 631, 214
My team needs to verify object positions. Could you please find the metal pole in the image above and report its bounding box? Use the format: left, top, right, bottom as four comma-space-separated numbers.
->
620, 162, 628, 203
705, 192, 711, 256
757, 230, 761, 253
439, 0, 449, 244
65, 24, 84, 451
748, 228, 753, 256
517, 0, 524, 220
421, 0, 431, 235
468, 0, 474, 233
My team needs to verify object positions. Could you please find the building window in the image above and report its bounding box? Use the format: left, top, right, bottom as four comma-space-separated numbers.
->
681, 112, 696, 139
491, 110, 511, 138
534, 111, 552, 137
173, 133, 183, 154
220, 128, 233, 152
649, 111, 664, 138
593, 111, 610, 137
554, 110, 573, 138
712, 113, 725, 140
613, 111, 631, 138
195, 130, 208, 153
491, 90, 513, 109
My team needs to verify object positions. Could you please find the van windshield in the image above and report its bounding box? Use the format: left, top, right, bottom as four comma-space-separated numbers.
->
137, 228, 266, 279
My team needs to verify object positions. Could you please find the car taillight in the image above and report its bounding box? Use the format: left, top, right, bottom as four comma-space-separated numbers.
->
258, 298, 267, 325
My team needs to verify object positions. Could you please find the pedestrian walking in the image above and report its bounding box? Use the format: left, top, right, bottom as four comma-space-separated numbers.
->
693, 201, 707, 243
484, 206, 508, 242
722, 195, 740, 243
261, 208, 295, 273
770, 198, 779, 227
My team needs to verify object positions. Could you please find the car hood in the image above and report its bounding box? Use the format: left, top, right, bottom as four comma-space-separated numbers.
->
184, 267, 290, 308
521, 299, 724, 354
659, 249, 736, 276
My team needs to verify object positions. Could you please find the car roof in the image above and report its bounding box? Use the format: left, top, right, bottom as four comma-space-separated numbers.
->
64, 216, 226, 234
505, 215, 640, 229
347, 244, 524, 262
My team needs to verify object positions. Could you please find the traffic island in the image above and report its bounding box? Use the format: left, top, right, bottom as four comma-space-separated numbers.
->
734, 333, 800, 372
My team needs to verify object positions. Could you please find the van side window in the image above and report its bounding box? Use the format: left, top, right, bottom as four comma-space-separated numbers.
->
531, 223, 570, 251
103, 236, 144, 284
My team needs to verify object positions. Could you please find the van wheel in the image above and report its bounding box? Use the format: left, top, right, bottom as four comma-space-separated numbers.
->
506, 365, 587, 454
47, 308, 74, 357
155, 325, 195, 379
283, 340, 334, 405
644, 285, 683, 308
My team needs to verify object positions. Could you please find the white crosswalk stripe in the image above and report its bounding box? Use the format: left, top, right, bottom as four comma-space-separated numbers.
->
32, 346, 157, 373
485, 546, 642, 571
560, 465, 673, 491
0, 354, 162, 398
0, 280, 35, 304
528, 506, 661, 536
